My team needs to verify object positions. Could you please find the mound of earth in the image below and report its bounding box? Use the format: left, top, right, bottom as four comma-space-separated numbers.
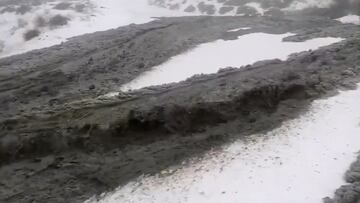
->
0, 14, 359, 202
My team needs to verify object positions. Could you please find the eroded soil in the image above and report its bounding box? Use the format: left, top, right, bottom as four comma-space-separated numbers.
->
0, 15, 359, 203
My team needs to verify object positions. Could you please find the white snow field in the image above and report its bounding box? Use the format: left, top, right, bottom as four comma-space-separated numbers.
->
0, 0, 189, 58
1, 0, 352, 59
149, 0, 335, 14
87, 85, 360, 203
336, 15, 360, 25
284, 0, 333, 11
120, 33, 342, 91
1, 0, 354, 59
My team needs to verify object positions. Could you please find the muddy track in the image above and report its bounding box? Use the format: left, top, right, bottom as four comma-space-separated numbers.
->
0, 15, 359, 203
0, 35, 359, 202
3, 36, 360, 163
0, 15, 357, 119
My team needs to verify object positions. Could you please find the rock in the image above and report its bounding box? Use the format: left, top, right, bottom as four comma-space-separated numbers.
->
89, 84, 96, 90
342, 69, 356, 77
24, 29, 40, 41
184, 5, 196, 13
219, 6, 234, 15
49, 15, 69, 27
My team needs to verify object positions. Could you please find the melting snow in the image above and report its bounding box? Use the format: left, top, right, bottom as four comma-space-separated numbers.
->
245, 2, 265, 15
1, 0, 352, 58
336, 15, 360, 25
284, 0, 334, 11
120, 33, 342, 91
0, 0, 190, 58
227, 27, 252, 32
87, 85, 360, 203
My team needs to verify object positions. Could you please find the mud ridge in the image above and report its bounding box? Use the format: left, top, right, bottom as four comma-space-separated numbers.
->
0, 16, 359, 203
0, 35, 360, 202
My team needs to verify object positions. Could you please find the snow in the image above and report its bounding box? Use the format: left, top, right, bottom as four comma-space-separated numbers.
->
87, 85, 360, 203
227, 27, 252, 32
149, 0, 237, 16
245, 2, 265, 15
0, 1, 94, 58
336, 15, 360, 25
1, 0, 351, 58
284, 0, 334, 11
0, 0, 190, 58
120, 33, 342, 91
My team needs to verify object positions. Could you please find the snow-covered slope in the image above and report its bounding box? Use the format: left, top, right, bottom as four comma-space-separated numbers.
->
0, 0, 358, 58
150, 0, 360, 18
119, 33, 342, 91
149, 0, 335, 15
336, 15, 360, 25
0, 0, 94, 57
88, 84, 360, 203
0, 0, 188, 58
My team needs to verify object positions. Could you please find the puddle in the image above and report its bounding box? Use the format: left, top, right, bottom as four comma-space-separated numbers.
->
87, 85, 360, 203
120, 33, 342, 91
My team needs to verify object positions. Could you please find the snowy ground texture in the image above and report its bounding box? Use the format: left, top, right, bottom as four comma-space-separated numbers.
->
0, 0, 187, 58
0, 1, 359, 203
149, 0, 333, 15
336, 15, 360, 25
120, 32, 342, 91
1, 0, 359, 58
149, 0, 359, 16
88, 85, 360, 203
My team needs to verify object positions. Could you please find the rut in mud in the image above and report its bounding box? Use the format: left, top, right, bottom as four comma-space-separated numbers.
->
1, 32, 360, 202
0, 14, 360, 203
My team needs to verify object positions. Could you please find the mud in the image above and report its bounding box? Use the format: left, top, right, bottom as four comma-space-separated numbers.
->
0, 15, 359, 203
0, 15, 357, 119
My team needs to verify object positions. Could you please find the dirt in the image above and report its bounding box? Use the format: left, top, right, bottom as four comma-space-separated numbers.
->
0, 15, 359, 203
0, 15, 356, 119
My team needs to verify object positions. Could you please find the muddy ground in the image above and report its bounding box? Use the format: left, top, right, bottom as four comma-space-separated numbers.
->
0, 15, 359, 202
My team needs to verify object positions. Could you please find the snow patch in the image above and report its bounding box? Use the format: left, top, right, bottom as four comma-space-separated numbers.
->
87, 85, 360, 203
336, 15, 360, 25
245, 2, 265, 15
283, 0, 334, 11
0, 0, 191, 58
119, 33, 342, 91
149, 0, 235, 15
227, 27, 252, 32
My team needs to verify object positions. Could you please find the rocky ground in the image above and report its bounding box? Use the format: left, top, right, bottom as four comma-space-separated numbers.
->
0, 8, 360, 203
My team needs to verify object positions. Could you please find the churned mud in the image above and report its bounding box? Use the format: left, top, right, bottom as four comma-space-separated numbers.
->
0, 15, 359, 203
